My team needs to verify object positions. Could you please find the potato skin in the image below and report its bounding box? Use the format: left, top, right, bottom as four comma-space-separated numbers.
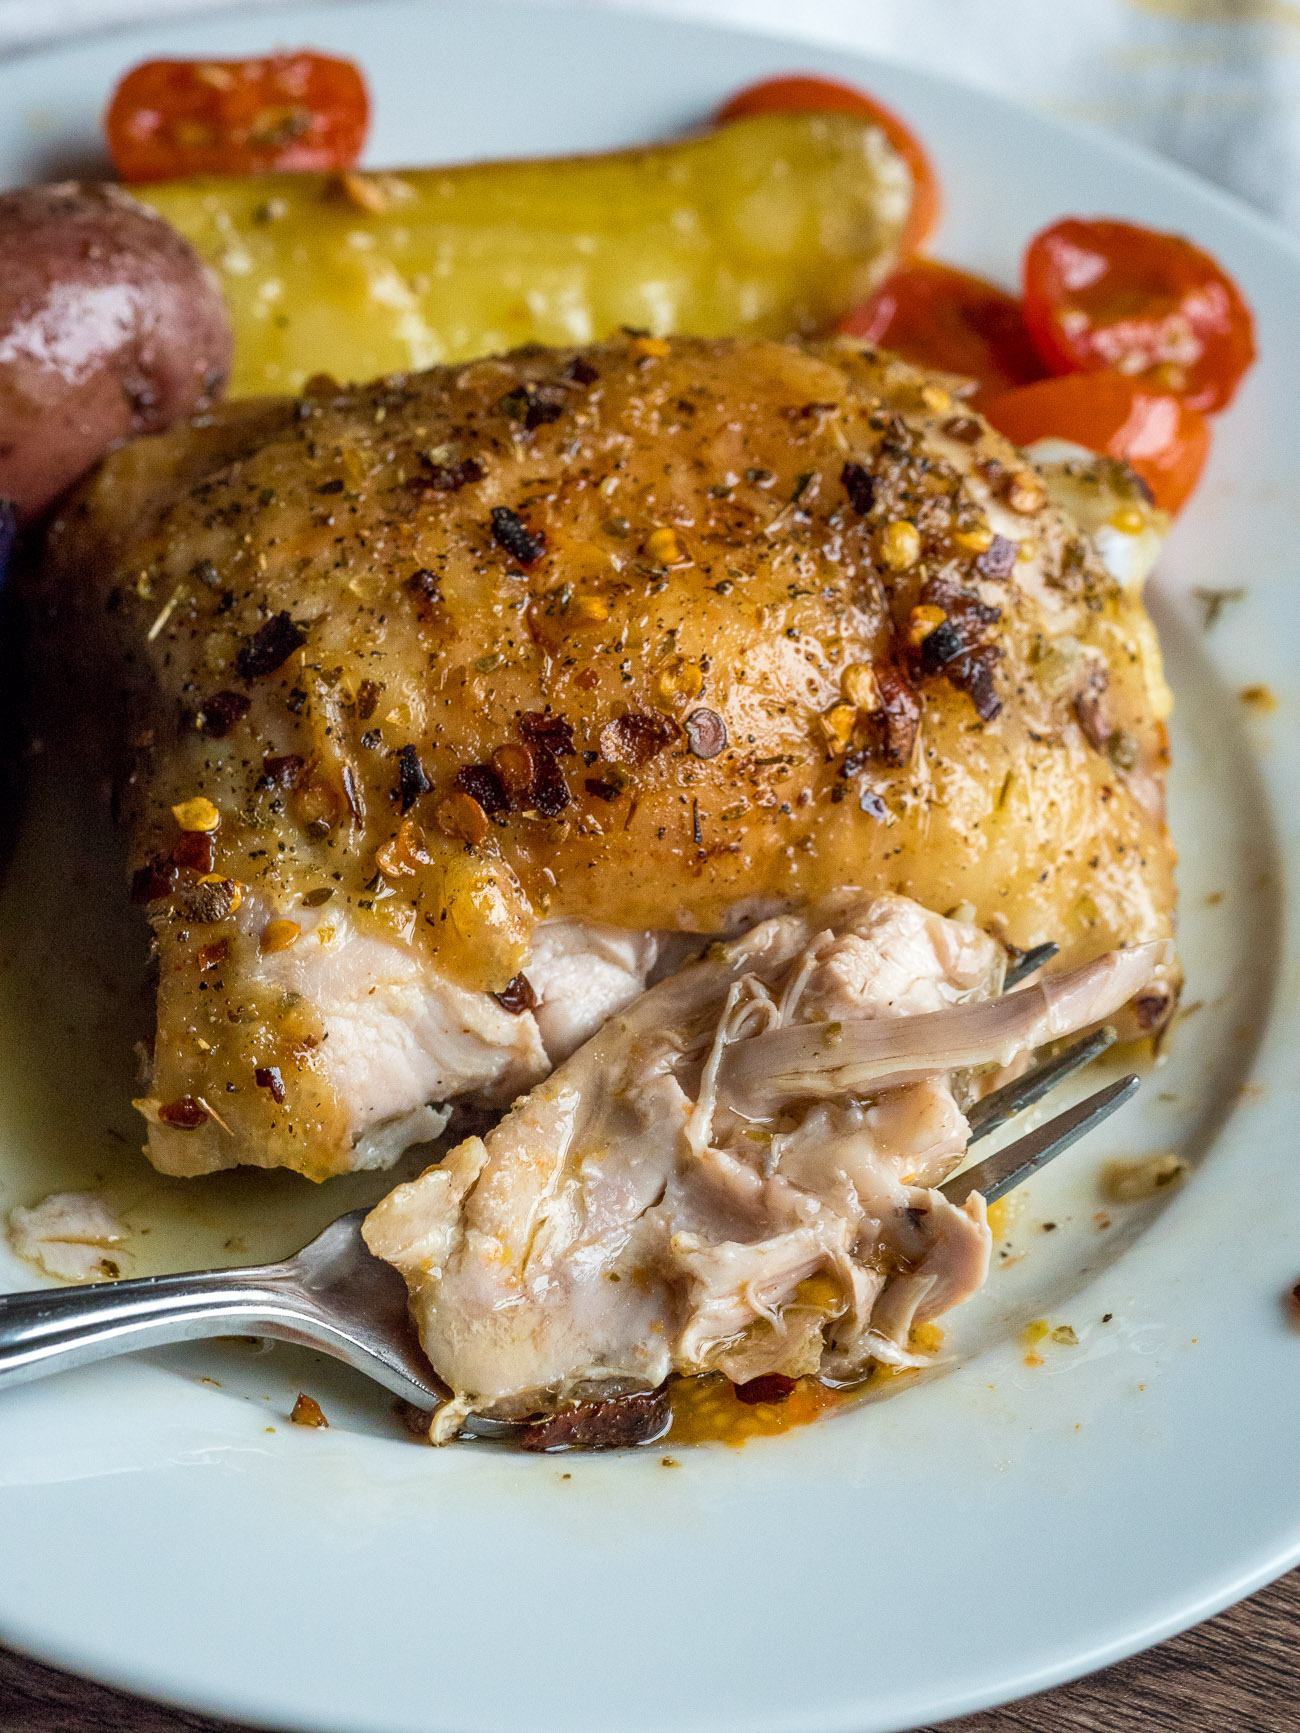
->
0, 182, 232, 522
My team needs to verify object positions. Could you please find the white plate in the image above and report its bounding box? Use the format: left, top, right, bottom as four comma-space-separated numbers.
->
2, 5, 1299, 1731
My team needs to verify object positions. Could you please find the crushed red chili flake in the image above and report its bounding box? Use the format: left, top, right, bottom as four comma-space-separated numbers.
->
356, 679, 381, 720
490, 506, 545, 565
493, 972, 538, 1014
734, 1373, 797, 1406
491, 742, 535, 801
976, 534, 1019, 581
290, 1393, 328, 1428
255, 1065, 286, 1104
406, 568, 441, 602
159, 1096, 208, 1130
840, 461, 877, 515
262, 753, 306, 789
599, 708, 680, 766
131, 859, 175, 904
519, 1387, 670, 1452
396, 743, 431, 813
170, 830, 215, 873
197, 689, 251, 737
455, 762, 508, 816
499, 384, 564, 430
585, 776, 624, 802
235, 610, 307, 680
947, 643, 1004, 721
196, 938, 230, 972
518, 711, 575, 756
942, 414, 983, 443
1074, 689, 1111, 752
530, 748, 571, 817
684, 708, 727, 759
410, 455, 483, 493
564, 356, 600, 386
874, 666, 921, 766
1132, 992, 1172, 1032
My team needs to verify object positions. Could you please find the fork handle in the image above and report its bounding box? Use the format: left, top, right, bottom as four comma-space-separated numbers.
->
0, 1266, 314, 1390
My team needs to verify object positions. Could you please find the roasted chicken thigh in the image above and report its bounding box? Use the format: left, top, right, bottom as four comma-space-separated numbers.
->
41, 332, 1177, 1180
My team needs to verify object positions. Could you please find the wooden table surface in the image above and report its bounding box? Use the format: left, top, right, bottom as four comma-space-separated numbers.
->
3, 1568, 1296, 1732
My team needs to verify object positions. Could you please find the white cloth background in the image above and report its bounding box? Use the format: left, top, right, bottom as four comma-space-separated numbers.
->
1, 0, 1298, 232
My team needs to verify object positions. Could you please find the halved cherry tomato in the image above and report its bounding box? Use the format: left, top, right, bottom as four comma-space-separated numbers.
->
716, 74, 940, 254
105, 52, 369, 182
983, 372, 1211, 513
838, 258, 1048, 405
1022, 218, 1255, 414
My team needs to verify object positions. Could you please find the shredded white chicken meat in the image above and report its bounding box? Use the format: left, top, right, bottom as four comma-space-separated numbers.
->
7, 1191, 129, 1282
364, 895, 1168, 1439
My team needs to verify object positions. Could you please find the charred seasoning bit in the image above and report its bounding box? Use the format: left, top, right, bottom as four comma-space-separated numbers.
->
411, 455, 483, 493
734, 1373, 797, 1406
455, 763, 508, 816
942, 414, 982, 443
529, 748, 571, 818
499, 384, 564, 430
406, 567, 441, 602
396, 744, 431, 813
684, 708, 727, 759
518, 712, 575, 756
519, 1387, 670, 1452
131, 859, 175, 904
262, 753, 305, 789
870, 666, 921, 766
564, 356, 600, 385
436, 790, 489, 847
302, 886, 334, 907
356, 679, 381, 720
290, 1393, 328, 1428
599, 708, 681, 766
585, 776, 624, 802
490, 506, 545, 565
976, 534, 1019, 580
197, 689, 251, 738
235, 611, 307, 680
171, 830, 215, 873
185, 876, 241, 923
255, 1065, 287, 1104
493, 973, 538, 1014
158, 1096, 208, 1130
840, 461, 876, 515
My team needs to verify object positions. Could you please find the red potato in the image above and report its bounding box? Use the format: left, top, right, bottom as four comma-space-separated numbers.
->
0, 182, 232, 523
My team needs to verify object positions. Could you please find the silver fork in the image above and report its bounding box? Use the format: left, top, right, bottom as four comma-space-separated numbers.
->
0, 1033, 1137, 1428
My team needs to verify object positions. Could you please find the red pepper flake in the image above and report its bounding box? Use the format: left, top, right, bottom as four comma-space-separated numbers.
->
491, 742, 535, 803
599, 708, 680, 767
410, 455, 483, 493
840, 461, 877, 515
196, 938, 230, 972
684, 708, 727, 759
875, 665, 921, 766
493, 973, 538, 1015
530, 747, 571, 817
172, 825, 216, 873
356, 679, 381, 720
1132, 992, 1172, 1032
406, 568, 441, 602
519, 1387, 670, 1452
584, 776, 624, 802
564, 356, 600, 386
197, 689, 251, 737
158, 1096, 208, 1130
262, 753, 306, 789
131, 858, 176, 903
290, 1393, 328, 1428
396, 743, 431, 813
490, 506, 545, 565
518, 711, 575, 756
455, 762, 508, 816
942, 415, 983, 444
499, 385, 564, 430
734, 1373, 797, 1406
255, 1065, 286, 1104
236, 611, 307, 680
976, 534, 1019, 581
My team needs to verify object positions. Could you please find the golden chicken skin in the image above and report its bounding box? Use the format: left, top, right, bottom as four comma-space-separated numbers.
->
40, 332, 1177, 1180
